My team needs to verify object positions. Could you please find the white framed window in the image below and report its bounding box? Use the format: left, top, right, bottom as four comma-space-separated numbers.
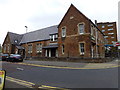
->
79, 43, 85, 55
62, 27, 66, 37
108, 33, 114, 35
104, 36, 108, 38
50, 34, 58, 41
28, 44, 32, 54
91, 25, 94, 35
108, 24, 113, 27
108, 28, 113, 31
102, 25, 105, 28
36, 43, 42, 53
102, 30, 105, 32
62, 45, 64, 54
111, 37, 115, 39
4, 44, 6, 53
78, 23, 84, 34
7, 44, 10, 53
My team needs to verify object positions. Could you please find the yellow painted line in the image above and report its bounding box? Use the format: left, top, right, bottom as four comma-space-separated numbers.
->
16, 62, 120, 70
39, 85, 69, 90
6, 76, 35, 88
6, 76, 67, 89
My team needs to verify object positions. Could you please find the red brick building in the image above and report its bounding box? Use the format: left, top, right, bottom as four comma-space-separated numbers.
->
97, 22, 117, 45
2, 4, 105, 58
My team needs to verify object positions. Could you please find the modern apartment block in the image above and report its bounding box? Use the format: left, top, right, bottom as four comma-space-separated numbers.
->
2, 4, 105, 58
97, 22, 117, 45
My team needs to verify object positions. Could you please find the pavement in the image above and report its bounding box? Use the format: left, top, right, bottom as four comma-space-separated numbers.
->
22, 58, 120, 69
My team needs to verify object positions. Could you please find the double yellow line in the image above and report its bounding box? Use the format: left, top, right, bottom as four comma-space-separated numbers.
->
6, 76, 35, 88
6, 76, 68, 89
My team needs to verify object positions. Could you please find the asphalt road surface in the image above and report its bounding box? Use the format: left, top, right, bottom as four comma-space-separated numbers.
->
1, 61, 119, 89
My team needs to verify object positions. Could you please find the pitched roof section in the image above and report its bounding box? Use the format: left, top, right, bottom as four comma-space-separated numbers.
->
8, 32, 23, 45
58, 4, 90, 28
20, 25, 58, 44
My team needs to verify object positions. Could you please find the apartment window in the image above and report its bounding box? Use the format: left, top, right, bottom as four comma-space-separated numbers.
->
62, 45, 64, 54
36, 43, 42, 53
102, 30, 105, 32
108, 33, 114, 35
78, 23, 84, 34
108, 28, 113, 31
111, 37, 115, 39
102, 25, 105, 28
79, 43, 85, 55
108, 24, 113, 27
28, 44, 32, 54
104, 36, 108, 38
62, 27, 66, 37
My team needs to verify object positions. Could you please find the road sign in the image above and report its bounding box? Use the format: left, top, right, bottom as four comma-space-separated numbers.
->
0, 70, 5, 90
116, 42, 120, 46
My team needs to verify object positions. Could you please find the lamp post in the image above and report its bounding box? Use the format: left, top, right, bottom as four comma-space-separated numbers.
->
24, 26, 28, 60
25, 26, 28, 33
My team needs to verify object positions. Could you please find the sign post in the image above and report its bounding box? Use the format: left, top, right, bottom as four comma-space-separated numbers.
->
0, 70, 5, 90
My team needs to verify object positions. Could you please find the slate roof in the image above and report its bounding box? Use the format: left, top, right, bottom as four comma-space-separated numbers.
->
8, 32, 24, 45
20, 25, 58, 44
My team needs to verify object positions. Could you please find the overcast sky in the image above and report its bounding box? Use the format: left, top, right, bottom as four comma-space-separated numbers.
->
0, 0, 119, 45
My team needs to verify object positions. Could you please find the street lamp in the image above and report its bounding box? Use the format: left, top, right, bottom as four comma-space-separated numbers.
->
25, 26, 28, 33
24, 26, 28, 60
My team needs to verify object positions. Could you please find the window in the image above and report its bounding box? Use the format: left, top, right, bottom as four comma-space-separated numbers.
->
102, 30, 105, 32
108, 24, 113, 27
62, 45, 64, 54
108, 28, 113, 31
79, 43, 85, 55
36, 43, 42, 53
4, 44, 6, 53
102, 25, 105, 28
50, 34, 58, 41
108, 33, 114, 35
104, 36, 108, 38
78, 23, 84, 34
7, 44, 10, 53
62, 27, 66, 37
55, 34, 58, 41
111, 37, 115, 39
28, 44, 32, 54
91, 25, 94, 35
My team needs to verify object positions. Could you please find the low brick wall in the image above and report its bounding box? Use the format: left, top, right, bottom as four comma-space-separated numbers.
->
26, 57, 115, 63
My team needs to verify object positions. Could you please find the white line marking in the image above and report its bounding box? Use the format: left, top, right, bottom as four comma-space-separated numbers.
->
16, 67, 24, 71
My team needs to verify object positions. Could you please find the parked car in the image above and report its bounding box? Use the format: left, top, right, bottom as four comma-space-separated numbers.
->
1, 54, 9, 61
7, 54, 23, 62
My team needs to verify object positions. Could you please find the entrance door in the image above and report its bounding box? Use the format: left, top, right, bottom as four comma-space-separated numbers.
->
51, 49, 56, 57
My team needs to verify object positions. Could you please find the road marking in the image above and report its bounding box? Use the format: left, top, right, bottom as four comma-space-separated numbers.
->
16, 62, 120, 70
6, 76, 35, 88
16, 68, 24, 71
6, 76, 68, 89
38, 85, 69, 89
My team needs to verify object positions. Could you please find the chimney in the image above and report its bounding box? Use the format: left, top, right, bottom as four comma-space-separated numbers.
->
95, 20, 97, 25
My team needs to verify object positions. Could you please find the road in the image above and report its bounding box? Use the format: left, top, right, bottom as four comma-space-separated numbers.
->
1, 61, 119, 89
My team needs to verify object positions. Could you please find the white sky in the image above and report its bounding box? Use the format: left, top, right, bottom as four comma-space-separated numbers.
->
0, 0, 119, 45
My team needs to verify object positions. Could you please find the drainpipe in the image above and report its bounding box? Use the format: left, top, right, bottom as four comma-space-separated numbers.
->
96, 29, 98, 58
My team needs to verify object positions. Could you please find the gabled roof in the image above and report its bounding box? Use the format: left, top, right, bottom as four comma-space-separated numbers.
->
58, 4, 90, 28
8, 32, 23, 45
58, 4, 104, 36
20, 25, 58, 44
